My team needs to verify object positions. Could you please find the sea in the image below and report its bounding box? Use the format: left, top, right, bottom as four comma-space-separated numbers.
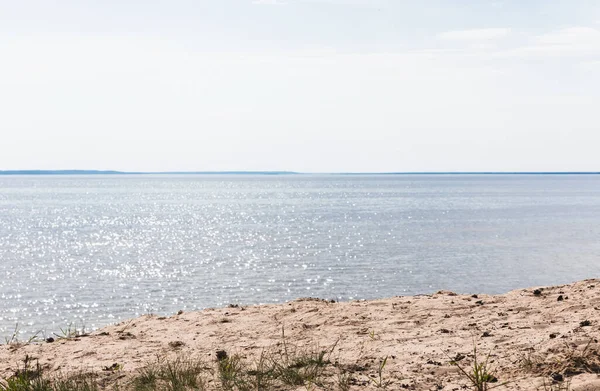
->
1, 174, 599, 337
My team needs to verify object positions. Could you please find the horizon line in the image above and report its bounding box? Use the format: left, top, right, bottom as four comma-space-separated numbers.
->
1, 170, 599, 176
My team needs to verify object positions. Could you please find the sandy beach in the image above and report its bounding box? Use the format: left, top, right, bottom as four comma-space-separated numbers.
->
2, 279, 600, 390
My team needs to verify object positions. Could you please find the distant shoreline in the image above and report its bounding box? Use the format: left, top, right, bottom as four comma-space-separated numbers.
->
0, 170, 298, 176
0, 170, 599, 176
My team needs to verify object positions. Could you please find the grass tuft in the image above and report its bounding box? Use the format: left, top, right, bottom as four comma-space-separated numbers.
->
446, 342, 505, 391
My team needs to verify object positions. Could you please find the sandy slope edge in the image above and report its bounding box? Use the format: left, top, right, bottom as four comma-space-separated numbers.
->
2, 279, 600, 390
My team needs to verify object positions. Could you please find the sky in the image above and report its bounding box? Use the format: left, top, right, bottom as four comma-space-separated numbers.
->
1, 0, 599, 172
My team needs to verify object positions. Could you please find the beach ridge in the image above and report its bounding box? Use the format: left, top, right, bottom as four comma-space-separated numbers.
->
2, 279, 600, 390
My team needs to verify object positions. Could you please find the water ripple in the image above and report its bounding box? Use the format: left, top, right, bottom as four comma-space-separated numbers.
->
1, 174, 600, 337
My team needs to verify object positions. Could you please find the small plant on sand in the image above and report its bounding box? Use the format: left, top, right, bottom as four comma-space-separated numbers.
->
131, 362, 159, 391
52, 373, 99, 391
4, 324, 22, 345
270, 344, 329, 386
0, 355, 47, 391
518, 338, 600, 381
268, 327, 337, 387
369, 356, 389, 389
54, 322, 87, 340
368, 329, 378, 341
541, 379, 572, 391
217, 354, 249, 391
115, 320, 135, 336
336, 368, 351, 391
3, 324, 42, 347
557, 338, 599, 376
447, 343, 505, 391
132, 356, 209, 391
159, 357, 208, 391
520, 347, 544, 373
0, 355, 96, 391
245, 350, 275, 391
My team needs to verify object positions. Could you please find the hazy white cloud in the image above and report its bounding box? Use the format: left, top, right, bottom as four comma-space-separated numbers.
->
534, 27, 600, 45
438, 28, 511, 41
496, 27, 600, 57
296, 0, 386, 5
253, 0, 379, 4
1, 1, 599, 172
1, 31, 598, 172
252, 0, 287, 5
580, 60, 600, 70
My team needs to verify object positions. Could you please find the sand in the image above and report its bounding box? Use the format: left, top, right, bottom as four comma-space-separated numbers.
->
2, 279, 600, 390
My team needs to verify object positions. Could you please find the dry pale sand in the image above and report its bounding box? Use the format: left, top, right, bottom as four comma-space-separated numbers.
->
2, 279, 600, 390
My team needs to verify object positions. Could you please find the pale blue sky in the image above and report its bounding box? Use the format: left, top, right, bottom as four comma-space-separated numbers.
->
1, 1, 599, 172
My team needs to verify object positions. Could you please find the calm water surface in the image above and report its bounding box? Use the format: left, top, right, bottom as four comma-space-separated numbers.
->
1, 175, 599, 336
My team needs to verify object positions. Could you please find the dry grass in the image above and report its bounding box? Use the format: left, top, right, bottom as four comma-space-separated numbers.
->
1, 333, 356, 391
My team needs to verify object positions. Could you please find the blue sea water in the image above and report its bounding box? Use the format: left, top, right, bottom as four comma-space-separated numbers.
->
1, 174, 599, 337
